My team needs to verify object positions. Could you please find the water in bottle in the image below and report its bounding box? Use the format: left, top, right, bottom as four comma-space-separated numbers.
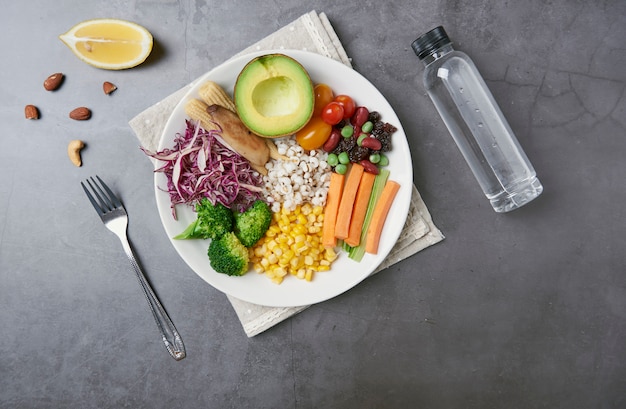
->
412, 26, 543, 212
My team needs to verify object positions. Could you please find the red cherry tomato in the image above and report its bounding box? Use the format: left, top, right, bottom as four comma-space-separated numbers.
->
313, 84, 334, 116
334, 95, 356, 119
321, 101, 344, 125
295, 117, 332, 150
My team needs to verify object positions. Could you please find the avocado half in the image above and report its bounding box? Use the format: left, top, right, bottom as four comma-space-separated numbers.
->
234, 54, 315, 138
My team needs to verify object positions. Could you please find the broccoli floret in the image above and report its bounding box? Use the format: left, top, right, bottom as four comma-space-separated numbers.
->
174, 199, 233, 240
233, 200, 272, 247
207, 232, 249, 276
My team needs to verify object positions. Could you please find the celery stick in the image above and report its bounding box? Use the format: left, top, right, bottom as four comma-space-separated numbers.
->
348, 169, 390, 261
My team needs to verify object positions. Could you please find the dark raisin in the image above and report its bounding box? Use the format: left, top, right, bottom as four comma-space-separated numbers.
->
332, 135, 356, 155
348, 145, 371, 163
368, 111, 381, 123
371, 122, 397, 152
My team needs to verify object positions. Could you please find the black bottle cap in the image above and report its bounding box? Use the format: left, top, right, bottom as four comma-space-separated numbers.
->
411, 26, 451, 60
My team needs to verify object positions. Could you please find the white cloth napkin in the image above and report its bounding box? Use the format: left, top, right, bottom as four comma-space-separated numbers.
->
129, 10, 444, 337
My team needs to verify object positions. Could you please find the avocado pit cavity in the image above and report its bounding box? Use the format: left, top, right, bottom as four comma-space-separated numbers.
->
252, 76, 300, 118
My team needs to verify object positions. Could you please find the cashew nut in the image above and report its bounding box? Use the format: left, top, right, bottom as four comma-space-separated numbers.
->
68, 139, 85, 167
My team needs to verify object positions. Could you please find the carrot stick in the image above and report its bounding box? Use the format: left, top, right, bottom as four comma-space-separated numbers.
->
322, 172, 345, 247
344, 171, 376, 247
365, 180, 401, 254
334, 164, 364, 240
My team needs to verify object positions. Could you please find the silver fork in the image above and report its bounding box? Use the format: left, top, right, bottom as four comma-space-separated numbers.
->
81, 175, 186, 361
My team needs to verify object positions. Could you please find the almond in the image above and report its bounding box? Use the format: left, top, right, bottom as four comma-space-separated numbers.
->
69, 107, 91, 120
25, 105, 40, 120
103, 81, 117, 95
44, 73, 64, 91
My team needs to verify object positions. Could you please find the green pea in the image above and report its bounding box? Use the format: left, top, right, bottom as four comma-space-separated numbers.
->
378, 154, 389, 167
341, 125, 354, 138
369, 153, 381, 164
327, 153, 339, 167
361, 121, 373, 133
335, 164, 348, 175
338, 151, 350, 165
356, 133, 368, 146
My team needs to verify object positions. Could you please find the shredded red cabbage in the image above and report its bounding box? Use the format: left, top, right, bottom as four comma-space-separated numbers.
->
142, 120, 264, 219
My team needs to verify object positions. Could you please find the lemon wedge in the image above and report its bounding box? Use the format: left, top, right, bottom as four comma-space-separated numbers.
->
59, 18, 153, 70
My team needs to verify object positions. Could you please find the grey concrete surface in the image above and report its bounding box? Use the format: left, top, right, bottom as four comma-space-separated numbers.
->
1, 1, 625, 408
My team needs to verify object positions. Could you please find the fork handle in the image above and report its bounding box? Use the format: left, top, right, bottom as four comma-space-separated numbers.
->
118, 237, 186, 361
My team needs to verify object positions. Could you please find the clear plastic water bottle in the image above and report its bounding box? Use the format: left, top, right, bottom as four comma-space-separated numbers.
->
412, 26, 543, 212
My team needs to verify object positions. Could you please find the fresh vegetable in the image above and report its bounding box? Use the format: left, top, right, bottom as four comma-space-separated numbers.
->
174, 199, 233, 240
334, 163, 364, 240
234, 54, 315, 137
250, 203, 337, 284
334, 164, 347, 175
334, 95, 356, 119
327, 153, 339, 167
322, 172, 345, 248
142, 120, 264, 218
338, 152, 350, 164
207, 232, 249, 276
321, 101, 344, 125
342, 168, 390, 261
233, 199, 273, 247
327, 105, 397, 174
365, 180, 400, 254
198, 80, 237, 112
378, 154, 389, 167
313, 84, 335, 116
341, 125, 353, 138
344, 171, 376, 247
295, 116, 332, 150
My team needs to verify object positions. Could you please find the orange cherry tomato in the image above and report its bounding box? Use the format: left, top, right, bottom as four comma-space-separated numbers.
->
295, 117, 332, 150
313, 83, 334, 116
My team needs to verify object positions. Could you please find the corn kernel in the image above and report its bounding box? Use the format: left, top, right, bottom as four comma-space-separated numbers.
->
297, 214, 307, 225
249, 203, 339, 284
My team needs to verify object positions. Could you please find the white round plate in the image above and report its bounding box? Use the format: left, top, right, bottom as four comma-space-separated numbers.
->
155, 50, 413, 307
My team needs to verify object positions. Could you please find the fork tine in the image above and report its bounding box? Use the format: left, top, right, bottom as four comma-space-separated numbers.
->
87, 177, 114, 212
81, 179, 105, 215
96, 175, 123, 209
